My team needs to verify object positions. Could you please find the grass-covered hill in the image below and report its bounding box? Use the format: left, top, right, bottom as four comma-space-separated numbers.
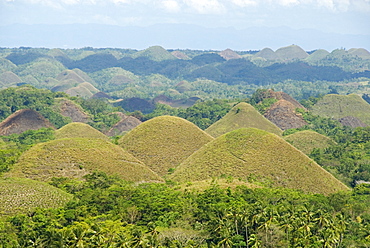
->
284, 130, 336, 155
205, 102, 282, 137
118, 116, 214, 176
170, 128, 348, 195
0, 177, 73, 216
0, 109, 55, 136
55, 122, 109, 141
8, 138, 163, 183
311, 94, 370, 125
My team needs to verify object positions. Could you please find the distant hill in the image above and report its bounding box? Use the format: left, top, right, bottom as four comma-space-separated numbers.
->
284, 130, 336, 155
219, 49, 242, 60
0, 177, 72, 216
113, 97, 155, 114
0, 71, 22, 85
275, 45, 309, 61
56, 69, 86, 83
205, 102, 282, 137
132, 46, 177, 61
105, 115, 142, 136
311, 94, 370, 125
264, 100, 307, 130
0, 109, 55, 136
254, 48, 279, 60
169, 128, 348, 195
338, 116, 367, 128
9, 137, 163, 182
54, 98, 90, 123
55, 122, 109, 141
118, 116, 213, 176
305, 49, 330, 63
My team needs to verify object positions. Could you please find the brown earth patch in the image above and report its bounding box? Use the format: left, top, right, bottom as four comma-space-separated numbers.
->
0, 109, 55, 135
264, 100, 307, 130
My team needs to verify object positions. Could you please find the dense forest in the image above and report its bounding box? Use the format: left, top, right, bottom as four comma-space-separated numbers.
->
1, 45, 370, 247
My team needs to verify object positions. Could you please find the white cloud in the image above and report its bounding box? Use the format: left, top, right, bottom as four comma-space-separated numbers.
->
184, 0, 225, 14
162, 0, 181, 12
277, 0, 300, 6
230, 0, 257, 7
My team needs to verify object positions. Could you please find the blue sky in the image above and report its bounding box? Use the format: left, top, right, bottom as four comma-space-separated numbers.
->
1, 0, 370, 49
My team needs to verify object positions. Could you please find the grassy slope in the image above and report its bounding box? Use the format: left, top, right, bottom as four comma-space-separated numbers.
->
205, 102, 282, 137
311, 94, 370, 125
170, 128, 348, 195
118, 116, 214, 177
0, 177, 72, 216
55, 122, 109, 141
132, 46, 177, 61
8, 138, 163, 183
284, 130, 336, 155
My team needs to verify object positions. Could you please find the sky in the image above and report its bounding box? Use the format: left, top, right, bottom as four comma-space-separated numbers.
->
1, 0, 370, 49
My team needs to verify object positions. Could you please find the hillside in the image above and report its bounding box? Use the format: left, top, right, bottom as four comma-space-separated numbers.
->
311, 94, 370, 125
169, 128, 348, 195
54, 98, 90, 123
131, 46, 177, 61
118, 116, 214, 176
105, 115, 142, 136
0, 177, 73, 216
284, 130, 336, 155
264, 99, 307, 130
8, 137, 163, 182
275, 45, 309, 61
0, 109, 55, 136
205, 102, 282, 137
55, 122, 109, 141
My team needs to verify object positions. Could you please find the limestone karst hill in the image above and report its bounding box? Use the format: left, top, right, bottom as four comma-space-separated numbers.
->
8, 137, 163, 183
284, 130, 336, 155
169, 128, 348, 195
118, 116, 214, 176
205, 102, 282, 137
0, 109, 55, 136
55, 122, 109, 141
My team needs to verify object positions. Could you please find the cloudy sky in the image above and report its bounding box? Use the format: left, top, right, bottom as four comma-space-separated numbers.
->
0, 0, 369, 49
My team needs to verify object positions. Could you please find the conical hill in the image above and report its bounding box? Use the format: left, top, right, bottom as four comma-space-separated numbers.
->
284, 130, 336, 155
118, 116, 214, 176
55, 122, 109, 141
170, 128, 348, 195
205, 102, 282, 137
8, 138, 163, 182
0, 109, 55, 136
0, 177, 73, 216
311, 94, 370, 125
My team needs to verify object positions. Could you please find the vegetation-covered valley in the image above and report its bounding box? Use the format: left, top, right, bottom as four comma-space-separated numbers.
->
0, 45, 370, 247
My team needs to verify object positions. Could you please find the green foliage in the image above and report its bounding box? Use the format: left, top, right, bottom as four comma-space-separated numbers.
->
0, 174, 369, 247
0, 128, 55, 173
0, 86, 70, 128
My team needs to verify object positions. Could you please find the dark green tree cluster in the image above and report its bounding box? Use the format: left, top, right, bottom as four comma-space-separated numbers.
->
0, 128, 55, 173
144, 99, 233, 130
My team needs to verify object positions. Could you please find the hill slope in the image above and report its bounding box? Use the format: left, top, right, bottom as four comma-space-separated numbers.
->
170, 128, 348, 195
54, 98, 90, 123
0, 109, 55, 136
0, 177, 72, 216
311, 94, 370, 125
118, 116, 214, 176
205, 102, 282, 137
55, 122, 109, 141
284, 130, 336, 155
264, 100, 307, 130
9, 138, 163, 182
